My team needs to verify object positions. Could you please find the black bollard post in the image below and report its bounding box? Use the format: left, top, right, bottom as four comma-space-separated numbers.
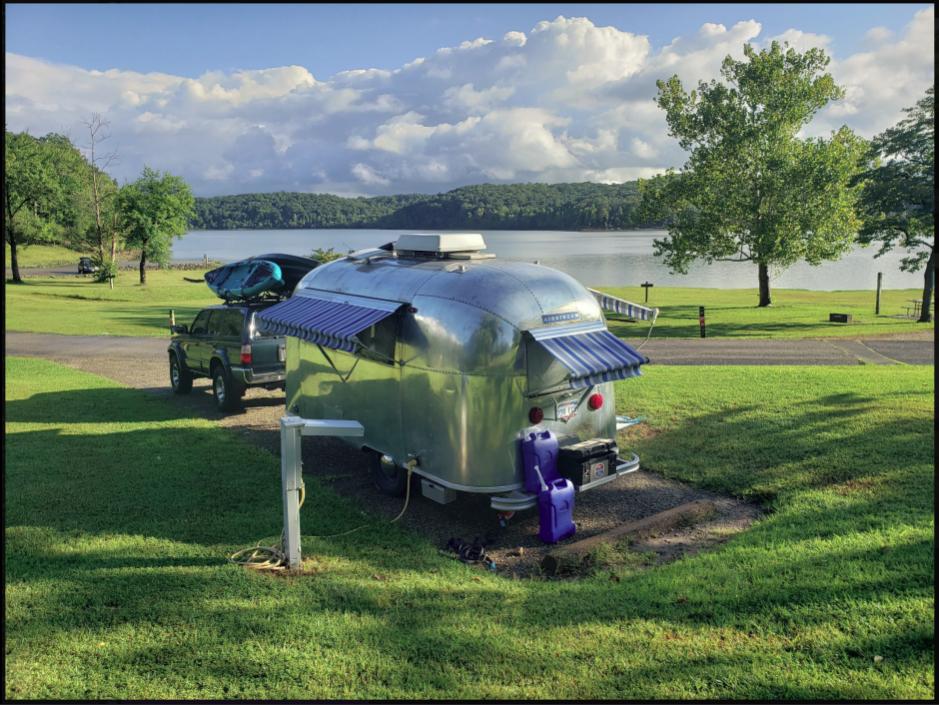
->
699, 306, 706, 338
875, 272, 883, 315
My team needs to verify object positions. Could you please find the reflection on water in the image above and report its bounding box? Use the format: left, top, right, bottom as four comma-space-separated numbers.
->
173, 228, 924, 290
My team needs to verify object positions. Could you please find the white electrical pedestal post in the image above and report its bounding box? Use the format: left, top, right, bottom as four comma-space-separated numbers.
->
280, 416, 365, 569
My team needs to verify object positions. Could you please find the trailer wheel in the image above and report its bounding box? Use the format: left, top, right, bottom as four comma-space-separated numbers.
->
369, 451, 408, 497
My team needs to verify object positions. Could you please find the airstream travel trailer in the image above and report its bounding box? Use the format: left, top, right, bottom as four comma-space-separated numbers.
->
257, 234, 649, 513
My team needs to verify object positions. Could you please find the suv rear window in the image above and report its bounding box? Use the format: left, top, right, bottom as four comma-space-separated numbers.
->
212, 309, 245, 338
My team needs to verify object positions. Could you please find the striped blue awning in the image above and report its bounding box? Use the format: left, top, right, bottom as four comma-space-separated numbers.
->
587, 288, 658, 322
534, 328, 648, 389
255, 292, 402, 352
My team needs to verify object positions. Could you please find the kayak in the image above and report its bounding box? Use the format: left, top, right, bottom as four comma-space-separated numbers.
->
204, 259, 284, 300
204, 253, 321, 300
250, 253, 321, 292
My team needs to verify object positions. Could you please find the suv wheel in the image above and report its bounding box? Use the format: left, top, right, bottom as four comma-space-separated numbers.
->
169, 352, 193, 394
212, 363, 243, 412
369, 451, 409, 497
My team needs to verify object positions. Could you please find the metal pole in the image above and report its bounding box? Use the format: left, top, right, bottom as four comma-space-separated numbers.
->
699, 306, 706, 338
875, 272, 883, 315
280, 417, 305, 569
279, 416, 365, 569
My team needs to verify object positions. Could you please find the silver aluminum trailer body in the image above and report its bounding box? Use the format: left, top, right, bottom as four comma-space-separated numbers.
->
282, 236, 635, 496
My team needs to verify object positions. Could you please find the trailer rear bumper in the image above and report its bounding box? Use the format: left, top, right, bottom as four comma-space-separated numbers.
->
490, 452, 640, 511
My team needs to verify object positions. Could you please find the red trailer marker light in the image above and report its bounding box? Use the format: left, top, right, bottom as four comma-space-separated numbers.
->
588, 392, 604, 410
529, 406, 544, 424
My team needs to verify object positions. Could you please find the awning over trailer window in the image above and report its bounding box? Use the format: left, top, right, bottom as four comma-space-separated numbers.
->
587, 288, 658, 321
529, 325, 648, 389
255, 291, 402, 352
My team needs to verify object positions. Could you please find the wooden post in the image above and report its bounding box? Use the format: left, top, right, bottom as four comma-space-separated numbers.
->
699, 306, 706, 338
641, 281, 654, 303
541, 499, 717, 575
875, 272, 883, 315
169, 309, 175, 329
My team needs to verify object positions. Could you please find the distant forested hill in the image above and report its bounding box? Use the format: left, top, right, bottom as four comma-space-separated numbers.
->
191, 182, 652, 230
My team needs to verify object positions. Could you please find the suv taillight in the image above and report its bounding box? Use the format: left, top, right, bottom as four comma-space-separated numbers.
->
240, 344, 252, 365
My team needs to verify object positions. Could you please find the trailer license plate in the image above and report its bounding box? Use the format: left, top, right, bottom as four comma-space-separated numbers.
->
278, 345, 286, 362
557, 400, 577, 422
590, 460, 608, 482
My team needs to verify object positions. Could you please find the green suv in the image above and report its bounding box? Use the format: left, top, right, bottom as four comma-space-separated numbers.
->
168, 303, 286, 411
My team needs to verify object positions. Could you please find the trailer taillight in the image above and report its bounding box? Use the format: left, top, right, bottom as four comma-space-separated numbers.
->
240, 344, 252, 364
529, 406, 544, 424
587, 392, 604, 410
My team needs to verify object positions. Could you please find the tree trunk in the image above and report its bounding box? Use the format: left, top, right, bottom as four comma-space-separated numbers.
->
758, 262, 772, 307
7, 229, 23, 284
139, 249, 147, 284
918, 248, 935, 323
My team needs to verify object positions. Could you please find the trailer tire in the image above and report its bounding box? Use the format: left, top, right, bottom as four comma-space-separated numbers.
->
369, 451, 408, 497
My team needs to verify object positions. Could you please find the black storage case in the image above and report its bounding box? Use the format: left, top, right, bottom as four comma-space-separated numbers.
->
558, 438, 618, 488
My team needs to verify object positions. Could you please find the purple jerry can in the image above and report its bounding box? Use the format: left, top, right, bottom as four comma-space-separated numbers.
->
521, 429, 560, 494
538, 478, 576, 544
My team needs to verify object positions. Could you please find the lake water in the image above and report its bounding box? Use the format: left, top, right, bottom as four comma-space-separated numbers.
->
172, 229, 924, 291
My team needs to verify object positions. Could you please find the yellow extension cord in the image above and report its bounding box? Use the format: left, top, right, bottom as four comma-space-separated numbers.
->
229, 462, 414, 571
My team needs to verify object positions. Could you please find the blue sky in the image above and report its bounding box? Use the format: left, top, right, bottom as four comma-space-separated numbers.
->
5, 4, 934, 196
6, 3, 931, 78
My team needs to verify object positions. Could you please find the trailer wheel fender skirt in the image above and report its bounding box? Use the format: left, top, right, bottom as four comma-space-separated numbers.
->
368, 449, 409, 497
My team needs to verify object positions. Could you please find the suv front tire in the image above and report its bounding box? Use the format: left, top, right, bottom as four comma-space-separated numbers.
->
169, 352, 193, 394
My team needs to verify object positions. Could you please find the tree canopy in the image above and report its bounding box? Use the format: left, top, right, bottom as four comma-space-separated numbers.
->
190, 182, 647, 231
638, 42, 867, 306
5, 130, 91, 282
118, 167, 195, 284
856, 85, 934, 322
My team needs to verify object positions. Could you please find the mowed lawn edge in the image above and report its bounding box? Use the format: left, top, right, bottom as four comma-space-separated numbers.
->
5, 269, 934, 338
5, 357, 935, 699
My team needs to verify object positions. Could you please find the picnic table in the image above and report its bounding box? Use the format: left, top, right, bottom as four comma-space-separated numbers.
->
904, 299, 923, 319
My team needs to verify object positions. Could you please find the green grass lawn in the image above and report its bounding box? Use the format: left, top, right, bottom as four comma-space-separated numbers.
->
5, 269, 219, 337
5, 243, 85, 268
5, 357, 933, 699
602, 285, 933, 338
5, 270, 932, 338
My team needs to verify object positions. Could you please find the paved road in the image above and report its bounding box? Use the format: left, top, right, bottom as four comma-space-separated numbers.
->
622, 334, 934, 365
8, 331, 931, 367
6, 260, 210, 278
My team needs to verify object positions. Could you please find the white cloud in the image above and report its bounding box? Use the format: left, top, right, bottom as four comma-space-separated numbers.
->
351, 162, 390, 186
630, 137, 658, 159
4, 9, 934, 196
810, 6, 934, 137
864, 26, 894, 44
767, 28, 832, 53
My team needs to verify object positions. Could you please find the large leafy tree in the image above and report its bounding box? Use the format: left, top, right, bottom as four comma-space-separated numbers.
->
856, 86, 934, 323
639, 42, 867, 306
4, 131, 84, 282
118, 167, 195, 284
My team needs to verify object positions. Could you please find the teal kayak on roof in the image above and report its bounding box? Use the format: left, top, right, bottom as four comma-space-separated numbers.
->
204, 253, 321, 301
204, 259, 285, 300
